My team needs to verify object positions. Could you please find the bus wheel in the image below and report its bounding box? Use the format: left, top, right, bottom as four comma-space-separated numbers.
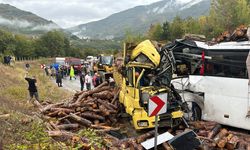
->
191, 102, 202, 121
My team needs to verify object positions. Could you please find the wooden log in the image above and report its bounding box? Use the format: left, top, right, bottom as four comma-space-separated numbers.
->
0, 114, 10, 118
208, 124, 222, 139
226, 135, 239, 150
76, 85, 110, 103
95, 81, 109, 89
213, 128, 228, 143
47, 110, 60, 117
97, 99, 117, 111
41, 102, 64, 113
189, 121, 217, 130
49, 121, 60, 130
58, 112, 81, 121
94, 120, 100, 125
162, 142, 173, 150
91, 124, 119, 131
69, 113, 92, 127
247, 143, 250, 150
217, 137, 227, 148
197, 130, 209, 137
33, 100, 43, 111
50, 108, 75, 114
81, 112, 105, 121
99, 105, 110, 116
228, 131, 250, 139
136, 130, 155, 143
111, 88, 120, 104
56, 123, 79, 130
47, 130, 75, 138
58, 111, 67, 117
238, 141, 247, 150
92, 91, 114, 100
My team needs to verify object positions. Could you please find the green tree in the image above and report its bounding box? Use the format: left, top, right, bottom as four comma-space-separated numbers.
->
35, 30, 68, 57
169, 16, 184, 40
0, 29, 15, 54
14, 35, 35, 57
147, 23, 163, 40
124, 30, 146, 43
235, 0, 250, 26
161, 21, 171, 40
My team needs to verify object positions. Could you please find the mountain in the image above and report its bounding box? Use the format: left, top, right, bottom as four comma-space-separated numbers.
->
68, 0, 211, 39
0, 3, 60, 35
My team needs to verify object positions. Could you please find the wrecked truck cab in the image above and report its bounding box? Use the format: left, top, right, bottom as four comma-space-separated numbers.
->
118, 40, 185, 130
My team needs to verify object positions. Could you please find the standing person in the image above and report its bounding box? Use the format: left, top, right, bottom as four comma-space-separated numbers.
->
85, 72, 91, 90
95, 73, 101, 87
69, 65, 76, 80
25, 63, 30, 71
56, 70, 63, 87
92, 72, 98, 87
24, 72, 39, 103
44, 66, 49, 76
79, 71, 85, 91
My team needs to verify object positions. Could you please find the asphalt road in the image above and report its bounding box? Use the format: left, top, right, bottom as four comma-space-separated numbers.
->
52, 75, 93, 92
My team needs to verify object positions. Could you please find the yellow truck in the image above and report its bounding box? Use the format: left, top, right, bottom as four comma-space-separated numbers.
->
94, 54, 114, 80
116, 40, 187, 130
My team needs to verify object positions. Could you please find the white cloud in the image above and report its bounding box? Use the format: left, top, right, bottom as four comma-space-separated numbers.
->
0, 0, 163, 28
0, 15, 60, 31
0, 16, 32, 27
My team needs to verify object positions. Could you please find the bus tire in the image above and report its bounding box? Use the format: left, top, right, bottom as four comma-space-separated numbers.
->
191, 102, 202, 121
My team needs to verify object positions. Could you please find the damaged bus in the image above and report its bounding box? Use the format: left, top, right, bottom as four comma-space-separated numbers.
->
168, 39, 250, 130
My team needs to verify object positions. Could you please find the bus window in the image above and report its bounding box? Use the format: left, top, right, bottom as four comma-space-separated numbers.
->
205, 51, 248, 79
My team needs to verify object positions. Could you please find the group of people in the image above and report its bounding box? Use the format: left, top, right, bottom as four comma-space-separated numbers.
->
24, 62, 116, 104
3, 55, 15, 66
79, 72, 102, 91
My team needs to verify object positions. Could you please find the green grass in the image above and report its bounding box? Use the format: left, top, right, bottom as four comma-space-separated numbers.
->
0, 60, 72, 149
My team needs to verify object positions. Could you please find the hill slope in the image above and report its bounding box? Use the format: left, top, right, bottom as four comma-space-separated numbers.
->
68, 0, 211, 39
0, 4, 60, 35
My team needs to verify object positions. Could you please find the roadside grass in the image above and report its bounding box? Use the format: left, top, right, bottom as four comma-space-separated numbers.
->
0, 60, 72, 149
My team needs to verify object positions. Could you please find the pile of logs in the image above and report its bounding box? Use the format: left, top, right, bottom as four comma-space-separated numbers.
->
35, 82, 250, 149
189, 121, 250, 150
40, 81, 121, 133
213, 25, 249, 43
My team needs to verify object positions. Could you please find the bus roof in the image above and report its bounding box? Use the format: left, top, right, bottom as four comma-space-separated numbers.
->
172, 39, 250, 51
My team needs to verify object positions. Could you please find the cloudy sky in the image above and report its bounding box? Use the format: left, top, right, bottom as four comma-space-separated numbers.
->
0, 0, 164, 28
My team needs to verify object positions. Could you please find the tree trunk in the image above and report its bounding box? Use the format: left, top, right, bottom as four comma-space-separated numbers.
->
136, 130, 155, 143
75, 86, 110, 103
56, 123, 79, 130
208, 124, 222, 139
81, 112, 105, 121
69, 113, 92, 127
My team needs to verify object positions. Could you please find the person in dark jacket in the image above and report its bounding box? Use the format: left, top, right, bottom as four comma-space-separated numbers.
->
79, 71, 85, 91
24, 72, 39, 102
56, 70, 63, 87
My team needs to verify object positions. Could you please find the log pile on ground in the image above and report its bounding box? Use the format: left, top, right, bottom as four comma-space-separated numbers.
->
35, 82, 250, 149
37, 81, 157, 149
41, 81, 121, 132
188, 121, 250, 150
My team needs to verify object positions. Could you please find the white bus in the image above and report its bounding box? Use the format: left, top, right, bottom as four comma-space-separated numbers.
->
169, 39, 250, 130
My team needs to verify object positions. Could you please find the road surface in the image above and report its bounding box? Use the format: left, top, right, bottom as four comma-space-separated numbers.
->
52, 76, 93, 92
